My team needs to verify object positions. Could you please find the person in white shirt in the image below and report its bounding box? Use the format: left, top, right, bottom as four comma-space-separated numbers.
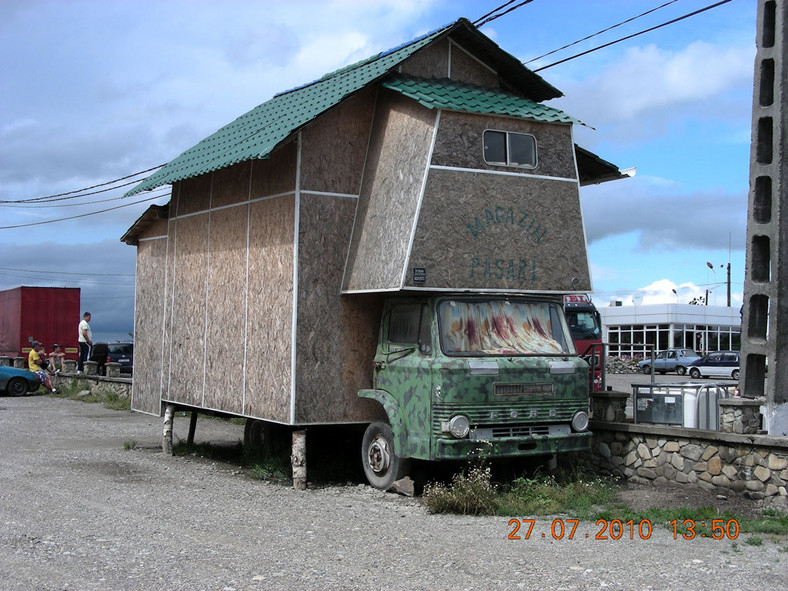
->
77, 312, 92, 373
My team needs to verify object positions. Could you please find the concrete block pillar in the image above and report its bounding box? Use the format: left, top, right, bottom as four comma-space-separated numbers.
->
741, 1, 788, 434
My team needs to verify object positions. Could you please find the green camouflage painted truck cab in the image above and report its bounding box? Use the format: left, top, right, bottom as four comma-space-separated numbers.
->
360, 294, 591, 489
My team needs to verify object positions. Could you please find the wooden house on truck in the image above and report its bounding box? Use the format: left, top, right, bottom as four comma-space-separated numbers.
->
122, 18, 626, 490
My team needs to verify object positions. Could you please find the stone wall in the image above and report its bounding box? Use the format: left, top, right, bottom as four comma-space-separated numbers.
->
590, 421, 788, 508
52, 373, 132, 399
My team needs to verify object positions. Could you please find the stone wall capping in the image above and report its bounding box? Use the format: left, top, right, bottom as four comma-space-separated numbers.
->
590, 420, 788, 450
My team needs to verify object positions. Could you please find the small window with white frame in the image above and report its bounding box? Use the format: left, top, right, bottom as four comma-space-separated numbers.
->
483, 130, 537, 168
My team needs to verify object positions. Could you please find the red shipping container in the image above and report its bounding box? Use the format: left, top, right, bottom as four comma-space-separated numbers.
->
0, 286, 81, 361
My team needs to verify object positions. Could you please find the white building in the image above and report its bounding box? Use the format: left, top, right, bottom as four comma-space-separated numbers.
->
598, 303, 741, 358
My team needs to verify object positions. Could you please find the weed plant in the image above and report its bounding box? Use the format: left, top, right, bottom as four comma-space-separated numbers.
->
423, 463, 498, 515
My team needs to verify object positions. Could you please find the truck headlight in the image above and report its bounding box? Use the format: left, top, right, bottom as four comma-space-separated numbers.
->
448, 415, 470, 438
571, 411, 589, 433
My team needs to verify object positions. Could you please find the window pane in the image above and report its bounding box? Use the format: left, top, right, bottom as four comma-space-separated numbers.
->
389, 304, 422, 344
483, 130, 506, 164
508, 133, 536, 167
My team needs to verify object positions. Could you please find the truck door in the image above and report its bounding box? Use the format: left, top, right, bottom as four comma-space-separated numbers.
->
374, 300, 434, 459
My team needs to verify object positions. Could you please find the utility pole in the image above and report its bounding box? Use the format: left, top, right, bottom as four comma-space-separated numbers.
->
740, 0, 787, 434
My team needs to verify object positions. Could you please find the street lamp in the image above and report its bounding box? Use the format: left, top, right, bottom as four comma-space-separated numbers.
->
706, 262, 716, 306
671, 288, 678, 304
706, 261, 732, 307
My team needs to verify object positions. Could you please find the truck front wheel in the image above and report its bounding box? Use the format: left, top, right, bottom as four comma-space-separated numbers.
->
362, 422, 409, 491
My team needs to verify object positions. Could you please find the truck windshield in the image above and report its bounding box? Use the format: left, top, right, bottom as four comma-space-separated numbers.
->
566, 311, 601, 341
438, 299, 573, 356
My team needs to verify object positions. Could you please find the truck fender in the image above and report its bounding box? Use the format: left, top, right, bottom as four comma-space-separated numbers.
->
358, 389, 407, 457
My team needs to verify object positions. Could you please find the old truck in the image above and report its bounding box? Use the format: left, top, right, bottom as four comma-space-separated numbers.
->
121, 18, 626, 490
563, 294, 605, 391
0, 286, 80, 362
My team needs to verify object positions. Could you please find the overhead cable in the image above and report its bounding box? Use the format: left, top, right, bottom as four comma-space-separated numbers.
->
525, 0, 680, 64
474, 0, 534, 28
0, 194, 165, 230
534, 0, 733, 72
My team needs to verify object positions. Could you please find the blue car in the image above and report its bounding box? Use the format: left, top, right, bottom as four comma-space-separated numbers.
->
0, 366, 41, 396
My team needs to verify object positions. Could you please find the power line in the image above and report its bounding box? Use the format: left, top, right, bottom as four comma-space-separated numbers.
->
474, 0, 534, 28
0, 266, 134, 277
3, 164, 164, 204
534, 0, 734, 72
2, 188, 170, 209
525, 0, 680, 64
0, 194, 165, 230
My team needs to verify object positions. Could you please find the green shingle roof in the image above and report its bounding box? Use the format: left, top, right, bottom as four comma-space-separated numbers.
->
382, 75, 583, 125
126, 18, 563, 196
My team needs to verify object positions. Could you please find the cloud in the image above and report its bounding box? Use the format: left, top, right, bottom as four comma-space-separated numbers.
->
553, 40, 754, 144
581, 176, 747, 252
0, 239, 137, 342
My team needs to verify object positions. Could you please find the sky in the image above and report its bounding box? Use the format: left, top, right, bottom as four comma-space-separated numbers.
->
0, 0, 757, 341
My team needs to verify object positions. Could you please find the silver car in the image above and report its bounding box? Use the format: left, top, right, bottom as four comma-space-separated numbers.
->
687, 351, 740, 380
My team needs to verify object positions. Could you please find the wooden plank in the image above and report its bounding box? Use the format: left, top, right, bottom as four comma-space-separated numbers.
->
168, 213, 209, 407
130, 236, 167, 415
245, 195, 296, 423
203, 205, 247, 413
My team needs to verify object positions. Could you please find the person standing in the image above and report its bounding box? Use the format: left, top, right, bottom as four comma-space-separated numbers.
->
28, 341, 56, 393
78, 312, 92, 373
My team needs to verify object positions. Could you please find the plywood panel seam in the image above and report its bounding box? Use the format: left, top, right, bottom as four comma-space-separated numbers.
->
429, 164, 578, 183
168, 190, 297, 222
291, 133, 302, 424
201, 172, 214, 408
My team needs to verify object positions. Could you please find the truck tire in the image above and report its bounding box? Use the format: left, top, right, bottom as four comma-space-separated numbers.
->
361, 422, 409, 491
7, 378, 29, 397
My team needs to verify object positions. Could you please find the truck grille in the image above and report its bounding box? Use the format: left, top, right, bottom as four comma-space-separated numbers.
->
433, 399, 579, 438
494, 382, 554, 397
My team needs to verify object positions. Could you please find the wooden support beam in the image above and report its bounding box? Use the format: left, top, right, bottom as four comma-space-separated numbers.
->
187, 411, 198, 445
162, 403, 175, 455
291, 430, 307, 490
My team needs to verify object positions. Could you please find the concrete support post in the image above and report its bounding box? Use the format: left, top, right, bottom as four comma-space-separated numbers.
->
741, 0, 788, 434
162, 403, 175, 456
291, 430, 307, 490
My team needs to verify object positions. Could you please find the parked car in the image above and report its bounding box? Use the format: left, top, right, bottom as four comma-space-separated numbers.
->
637, 348, 701, 375
0, 366, 41, 396
89, 342, 133, 375
686, 350, 740, 380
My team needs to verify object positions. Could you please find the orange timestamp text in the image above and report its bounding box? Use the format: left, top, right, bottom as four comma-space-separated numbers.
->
507, 518, 740, 541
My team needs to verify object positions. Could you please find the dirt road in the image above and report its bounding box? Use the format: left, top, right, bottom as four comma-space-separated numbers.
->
0, 394, 785, 590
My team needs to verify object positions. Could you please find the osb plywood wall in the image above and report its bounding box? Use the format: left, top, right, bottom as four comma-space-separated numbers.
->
131, 236, 168, 415
136, 150, 298, 422
432, 112, 576, 179
294, 194, 386, 424
342, 93, 437, 292
167, 213, 209, 408
300, 89, 375, 195
400, 38, 450, 78
244, 195, 295, 422
406, 168, 590, 291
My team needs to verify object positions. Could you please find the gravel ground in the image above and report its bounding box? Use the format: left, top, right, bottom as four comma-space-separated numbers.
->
1, 394, 786, 591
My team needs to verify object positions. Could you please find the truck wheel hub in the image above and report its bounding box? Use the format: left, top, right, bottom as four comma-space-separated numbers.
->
367, 435, 391, 474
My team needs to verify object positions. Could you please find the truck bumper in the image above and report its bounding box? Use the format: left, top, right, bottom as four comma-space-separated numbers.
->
433, 431, 592, 461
